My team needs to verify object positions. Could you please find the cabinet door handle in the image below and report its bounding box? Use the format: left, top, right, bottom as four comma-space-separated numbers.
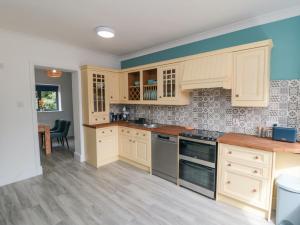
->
129, 139, 132, 142
235, 94, 239, 97
127, 131, 130, 133
102, 131, 105, 134
227, 163, 231, 167
136, 133, 139, 135
110, 96, 113, 99
95, 118, 98, 121
159, 96, 162, 98
143, 134, 146, 137
254, 156, 259, 160
253, 170, 258, 174
227, 181, 231, 184
252, 189, 257, 193
133, 140, 136, 143
103, 118, 106, 120
110, 130, 112, 132
228, 151, 232, 155
99, 140, 102, 143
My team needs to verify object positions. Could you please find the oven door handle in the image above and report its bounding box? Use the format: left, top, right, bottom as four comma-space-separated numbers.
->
181, 160, 215, 172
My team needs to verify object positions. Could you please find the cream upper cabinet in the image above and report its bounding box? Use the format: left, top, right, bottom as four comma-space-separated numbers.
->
107, 72, 120, 103
119, 72, 128, 102
157, 63, 190, 104
81, 66, 109, 125
182, 52, 232, 90
232, 47, 270, 107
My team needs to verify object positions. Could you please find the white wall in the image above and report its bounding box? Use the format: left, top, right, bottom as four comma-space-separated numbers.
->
0, 28, 120, 187
35, 69, 74, 137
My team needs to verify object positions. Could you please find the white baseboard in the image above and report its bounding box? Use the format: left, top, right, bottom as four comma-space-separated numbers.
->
74, 151, 85, 162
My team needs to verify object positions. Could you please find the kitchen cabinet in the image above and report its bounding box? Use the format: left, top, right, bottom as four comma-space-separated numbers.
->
84, 126, 119, 168
232, 47, 270, 107
119, 72, 128, 102
217, 143, 275, 220
119, 127, 151, 169
182, 52, 232, 90
157, 63, 190, 105
81, 66, 110, 125
107, 71, 120, 103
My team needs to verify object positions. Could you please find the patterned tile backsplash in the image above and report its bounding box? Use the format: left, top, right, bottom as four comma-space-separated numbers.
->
111, 80, 300, 135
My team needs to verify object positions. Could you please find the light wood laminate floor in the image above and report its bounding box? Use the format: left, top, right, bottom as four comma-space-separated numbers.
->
0, 149, 275, 225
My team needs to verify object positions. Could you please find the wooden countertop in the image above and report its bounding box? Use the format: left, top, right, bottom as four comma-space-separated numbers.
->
218, 133, 300, 154
83, 121, 193, 136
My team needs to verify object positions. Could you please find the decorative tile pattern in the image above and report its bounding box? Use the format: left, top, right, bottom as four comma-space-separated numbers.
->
111, 80, 300, 135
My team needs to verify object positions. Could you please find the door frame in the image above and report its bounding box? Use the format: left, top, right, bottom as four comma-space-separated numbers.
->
29, 61, 85, 174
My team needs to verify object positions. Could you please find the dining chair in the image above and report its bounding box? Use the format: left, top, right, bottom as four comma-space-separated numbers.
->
50, 120, 60, 132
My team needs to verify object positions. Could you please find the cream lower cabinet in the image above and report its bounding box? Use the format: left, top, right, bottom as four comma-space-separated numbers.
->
84, 126, 119, 168
119, 126, 151, 170
217, 143, 275, 220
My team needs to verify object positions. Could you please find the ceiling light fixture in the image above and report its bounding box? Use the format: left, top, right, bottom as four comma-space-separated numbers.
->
95, 26, 115, 38
47, 69, 62, 78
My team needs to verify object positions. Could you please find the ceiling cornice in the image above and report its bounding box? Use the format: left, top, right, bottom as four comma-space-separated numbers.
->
120, 4, 300, 61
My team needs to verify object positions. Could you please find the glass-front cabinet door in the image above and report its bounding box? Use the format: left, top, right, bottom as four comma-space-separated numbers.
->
92, 72, 106, 113
158, 63, 180, 101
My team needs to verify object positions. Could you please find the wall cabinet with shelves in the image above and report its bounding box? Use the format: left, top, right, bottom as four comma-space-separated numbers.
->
81, 67, 110, 125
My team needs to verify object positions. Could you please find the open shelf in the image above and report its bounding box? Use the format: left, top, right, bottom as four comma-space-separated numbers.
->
128, 71, 141, 100
143, 69, 157, 101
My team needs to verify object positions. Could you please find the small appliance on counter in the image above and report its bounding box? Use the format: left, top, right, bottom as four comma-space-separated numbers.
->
272, 124, 298, 143
121, 106, 130, 121
178, 129, 224, 199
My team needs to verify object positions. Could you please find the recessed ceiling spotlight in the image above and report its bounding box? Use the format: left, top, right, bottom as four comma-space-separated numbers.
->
95, 26, 115, 38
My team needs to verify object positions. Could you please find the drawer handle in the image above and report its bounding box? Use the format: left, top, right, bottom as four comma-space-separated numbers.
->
226, 181, 231, 184
127, 131, 130, 133
95, 118, 98, 121
252, 189, 257, 193
129, 139, 132, 142
133, 140, 136, 143
110, 130, 112, 132
99, 140, 102, 143
253, 170, 258, 174
103, 118, 106, 120
111, 96, 113, 99
102, 131, 105, 134
228, 151, 232, 155
254, 156, 259, 160
235, 94, 239, 97
227, 163, 231, 167
143, 134, 146, 136
136, 133, 139, 135
121, 130, 124, 132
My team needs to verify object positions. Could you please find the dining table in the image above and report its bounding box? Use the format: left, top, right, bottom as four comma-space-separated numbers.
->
38, 124, 51, 155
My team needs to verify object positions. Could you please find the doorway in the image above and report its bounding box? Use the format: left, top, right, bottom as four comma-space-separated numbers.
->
30, 64, 84, 172
35, 67, 75, 162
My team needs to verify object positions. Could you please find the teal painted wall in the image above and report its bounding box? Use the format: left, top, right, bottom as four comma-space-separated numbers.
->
121, 16, 300, 80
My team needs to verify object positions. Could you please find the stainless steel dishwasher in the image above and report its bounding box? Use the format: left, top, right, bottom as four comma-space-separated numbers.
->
151, 133, 178, 184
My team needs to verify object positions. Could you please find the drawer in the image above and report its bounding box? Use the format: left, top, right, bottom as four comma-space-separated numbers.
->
219, 170, 268, 209
222, 159, 270, 179
91, 114, 109, 124
221, 144, 272, 166
133, 129, 150, 140
96, 127, 117, 139
119, 127, 132, 136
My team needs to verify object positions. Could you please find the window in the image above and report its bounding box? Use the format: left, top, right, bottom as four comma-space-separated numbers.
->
36, 84, 60, 111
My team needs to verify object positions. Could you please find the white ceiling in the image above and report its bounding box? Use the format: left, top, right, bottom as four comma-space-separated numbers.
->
0, 0, 300, 56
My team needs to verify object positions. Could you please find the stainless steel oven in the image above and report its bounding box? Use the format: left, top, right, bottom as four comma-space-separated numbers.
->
178, 133, 220, 199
